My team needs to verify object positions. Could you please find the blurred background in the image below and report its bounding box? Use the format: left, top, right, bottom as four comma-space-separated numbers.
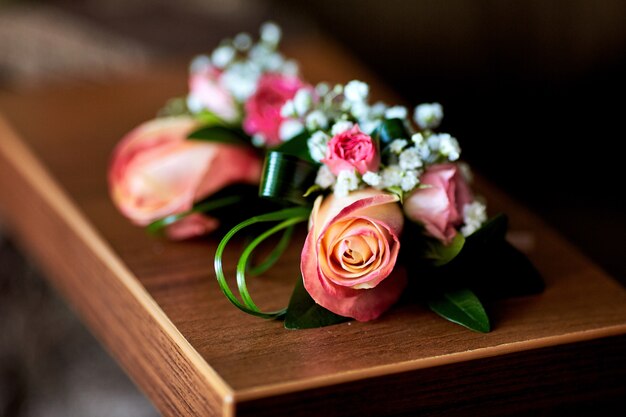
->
1, 0, 625, 415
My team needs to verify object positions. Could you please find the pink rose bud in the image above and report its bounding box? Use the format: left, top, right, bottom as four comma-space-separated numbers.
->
403, 163, 473, 244
322, 125, 379, 175
188, 65, 238, 122
243, 73, 305, 146
301, 189, 406, 321
108, 116, 262, 238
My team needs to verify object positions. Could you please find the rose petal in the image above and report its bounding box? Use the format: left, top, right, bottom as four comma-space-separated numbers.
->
301, 189, 406, 321
165, 213, 220, 240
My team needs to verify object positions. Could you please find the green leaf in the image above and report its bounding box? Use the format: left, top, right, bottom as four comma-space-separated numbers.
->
284, 277, 351, 329
302, 184, 322, 198
272, 131, 315, 163
259, 151, 319, 206
424, 233, 465, 266
187, 125, 250, 146
214, 206, 311, 319
195, 110, 227, 126
157, 97, 190, 117
373, 118, 410, 146
247, 226, 294, 276
465, 213, 508, 244
428, 289, 491, 333
386, 186, 404, 203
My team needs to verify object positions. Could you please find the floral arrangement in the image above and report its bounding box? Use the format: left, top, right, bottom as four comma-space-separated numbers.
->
109, 23, 543, 331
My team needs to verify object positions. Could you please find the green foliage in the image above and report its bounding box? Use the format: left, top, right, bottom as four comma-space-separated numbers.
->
259, 151, 319, 206
187, 125, 250, 146
428, 289, 490, 333
284, 278, 351, 329
214, 207, 311, 319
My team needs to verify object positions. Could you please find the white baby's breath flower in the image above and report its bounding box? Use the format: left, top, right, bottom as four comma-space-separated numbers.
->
189, 55, 211, 73
233, 32, 252, 51
211, 45, 236, 68
293, 89, 313, 116
281, 59, 299, 76
279, 119, 304, 142
359, 119, 379, 136
331, 120, 354, 135
305, 110, 329, 131
249, 44, 284, 71
389, 139, 408, 154
252, 133, 266, 147
411, 132, 425, 146
315, 165, 335, 189
461, 201, 487, 237
280, 100, 295, 118
439, 133, 461, 161
315, 82, 330, 96
221, 62, 260, 100
417, 144, 432, 161
186, 94, 203, 114
427, 134, 441, 151
334, 170, 359, 197
385, 106, 408, 120
344, 80, 369, 102
264, 53, 285, 71
370, 102, 387, 118
414, 102, 444, 130
307, 131, 330, 162
380, 165, 403, 188
399, 147, 423, 170
362, 171, 382, 187
400, 170, 420, 192
350, 101, 370, 120
260, 22, 281, 46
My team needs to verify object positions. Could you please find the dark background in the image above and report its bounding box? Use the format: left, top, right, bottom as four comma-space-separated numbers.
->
1, 1, 625, 416
279, 0, 626, 280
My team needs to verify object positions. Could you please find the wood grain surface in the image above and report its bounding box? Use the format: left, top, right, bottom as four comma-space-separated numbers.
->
1, 36, 626, 416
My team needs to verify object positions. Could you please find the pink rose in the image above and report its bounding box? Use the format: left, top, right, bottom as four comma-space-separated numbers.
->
403, 163, 473, 244
301, 189, 406, 321
188, 65, 238, 122
108, 116, 261, 239
243, 73, 305, 146
322, 125, 379, 175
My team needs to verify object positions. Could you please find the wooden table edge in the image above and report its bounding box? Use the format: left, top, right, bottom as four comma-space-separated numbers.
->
232, 324, 626, 402
0, 114, 236, 416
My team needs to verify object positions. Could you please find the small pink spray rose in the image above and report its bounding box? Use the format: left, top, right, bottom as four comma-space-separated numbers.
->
322, 124, 379, 175
243, 73, 305, 146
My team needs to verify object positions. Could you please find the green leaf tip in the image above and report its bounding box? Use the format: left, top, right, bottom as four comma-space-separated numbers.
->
428, 288, 491, 333
284, 277, 351, 329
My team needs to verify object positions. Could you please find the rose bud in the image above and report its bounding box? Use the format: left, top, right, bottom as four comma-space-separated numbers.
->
301, 189, 406, 321
403, 163, 473, 244
108, 116, 261, 239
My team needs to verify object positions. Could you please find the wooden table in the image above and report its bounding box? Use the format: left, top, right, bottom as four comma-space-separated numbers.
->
1, 38, 626, 416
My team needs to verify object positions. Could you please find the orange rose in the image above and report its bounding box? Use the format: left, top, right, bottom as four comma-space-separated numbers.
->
301, 189, 406, 321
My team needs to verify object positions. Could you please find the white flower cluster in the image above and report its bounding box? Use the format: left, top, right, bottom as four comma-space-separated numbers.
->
287, 79, 466, 197
461, 201, 487, 236
188, 22, 298, 108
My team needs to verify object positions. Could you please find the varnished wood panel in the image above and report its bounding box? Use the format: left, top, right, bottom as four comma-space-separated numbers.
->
1, 36, 626, 416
